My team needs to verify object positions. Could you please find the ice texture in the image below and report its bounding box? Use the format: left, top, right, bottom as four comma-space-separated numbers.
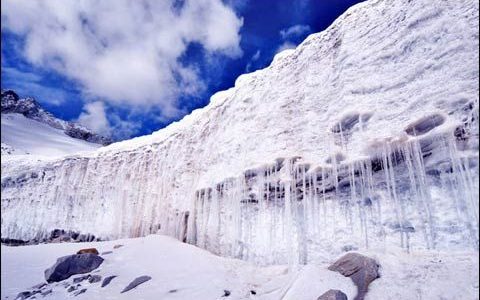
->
1, 0, 479, 265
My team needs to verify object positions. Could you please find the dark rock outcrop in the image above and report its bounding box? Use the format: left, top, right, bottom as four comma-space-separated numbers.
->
101, 275, 117, 288
317, 289, 348, 300
328, 253, 379, 300
120, 276, 152, 293
44, 254, 104, 283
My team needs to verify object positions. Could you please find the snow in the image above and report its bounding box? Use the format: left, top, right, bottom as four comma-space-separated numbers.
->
1, 0, 479, 272
0, 235, 355, 300
1, 113, 101, 157
1, 234, 478, 300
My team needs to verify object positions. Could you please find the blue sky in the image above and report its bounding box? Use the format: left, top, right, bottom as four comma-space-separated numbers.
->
1, 0, 363, 140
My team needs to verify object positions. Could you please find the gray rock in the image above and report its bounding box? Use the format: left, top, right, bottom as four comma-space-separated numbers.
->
88, 275, 102, 283
120, 276, 152, 293
40, 289, 52, 296
101, 251, 113, 255
328, 253, 379, 300
317, 289, 348, 300
67, 286, 77, 293
222, 290, 231, 297
73, 275, 90, 283
101, 275, 117, 288
15, 291, 31, 300
73, 289, 87, 296
30, 283, 46, 290
44, 254, 104, 283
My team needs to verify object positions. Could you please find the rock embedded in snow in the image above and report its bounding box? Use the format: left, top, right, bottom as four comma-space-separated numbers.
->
73, 275, 90, 283
44, 254, 104, 283
73, 288, 87, 296
15, 291, 33, 300
29, 283, 46, 290
76, 248, 99, 255
101, 275, 117, 288
120, 276, 152, 293
317, 289, 348, 300
88, 275, 102, 283
328, 253, 379, 300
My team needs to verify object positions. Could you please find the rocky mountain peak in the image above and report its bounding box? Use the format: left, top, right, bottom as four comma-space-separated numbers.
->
1, 89, 112, 146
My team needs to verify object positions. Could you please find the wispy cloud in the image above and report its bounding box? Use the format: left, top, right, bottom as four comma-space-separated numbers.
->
1, 0, 244, 120
279, 24, 311, 40
275, 42, 296, 54
245, 50, 261, 72
1, 66, 68, 105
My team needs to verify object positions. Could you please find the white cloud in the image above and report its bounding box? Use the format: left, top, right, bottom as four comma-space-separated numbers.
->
1, 66, 68, 105
76, 101, 141, 140
1, 0, 243, 120
279, 24, 311, 40
275, 42, 296, 54
76, 101, 111, 136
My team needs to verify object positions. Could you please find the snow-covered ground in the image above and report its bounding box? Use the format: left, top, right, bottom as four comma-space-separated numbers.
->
1, 235, 478, 300
1, 113, 101, 158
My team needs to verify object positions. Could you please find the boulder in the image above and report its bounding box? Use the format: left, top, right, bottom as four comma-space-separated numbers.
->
317, 289, 348, 300
44, 254, 104, 283
88, 275, 102, 283
113, 244, 123, 249
328, 253, 379, 300
101, 275, 117, 288
76, 248, 99, 255
67, 286, 77, 293
120, 276, 152, 293
73, 275, 90, 283
15, 291, 32, 300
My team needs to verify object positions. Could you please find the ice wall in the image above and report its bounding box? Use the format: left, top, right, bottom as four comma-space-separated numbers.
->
189, 131, 479, 265
1, 0, 479, 264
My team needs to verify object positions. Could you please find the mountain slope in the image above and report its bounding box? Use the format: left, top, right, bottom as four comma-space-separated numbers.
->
1, 0, 479, 267
1, 113, 103, 157
1, 90, 112, 152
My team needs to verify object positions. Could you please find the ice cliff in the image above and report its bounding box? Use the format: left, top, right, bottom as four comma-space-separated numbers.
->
1, 0, 478, 265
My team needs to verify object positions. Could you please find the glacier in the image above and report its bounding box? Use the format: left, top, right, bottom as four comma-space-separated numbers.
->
1, 0, 479, 266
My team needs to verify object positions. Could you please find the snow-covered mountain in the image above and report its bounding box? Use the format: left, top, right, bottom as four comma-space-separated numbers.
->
1, 0, 479, 269
1, 89, 111, 157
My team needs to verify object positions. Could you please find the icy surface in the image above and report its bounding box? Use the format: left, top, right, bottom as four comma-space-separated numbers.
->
1, 0, 479, 266
1, 234, 478, 300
